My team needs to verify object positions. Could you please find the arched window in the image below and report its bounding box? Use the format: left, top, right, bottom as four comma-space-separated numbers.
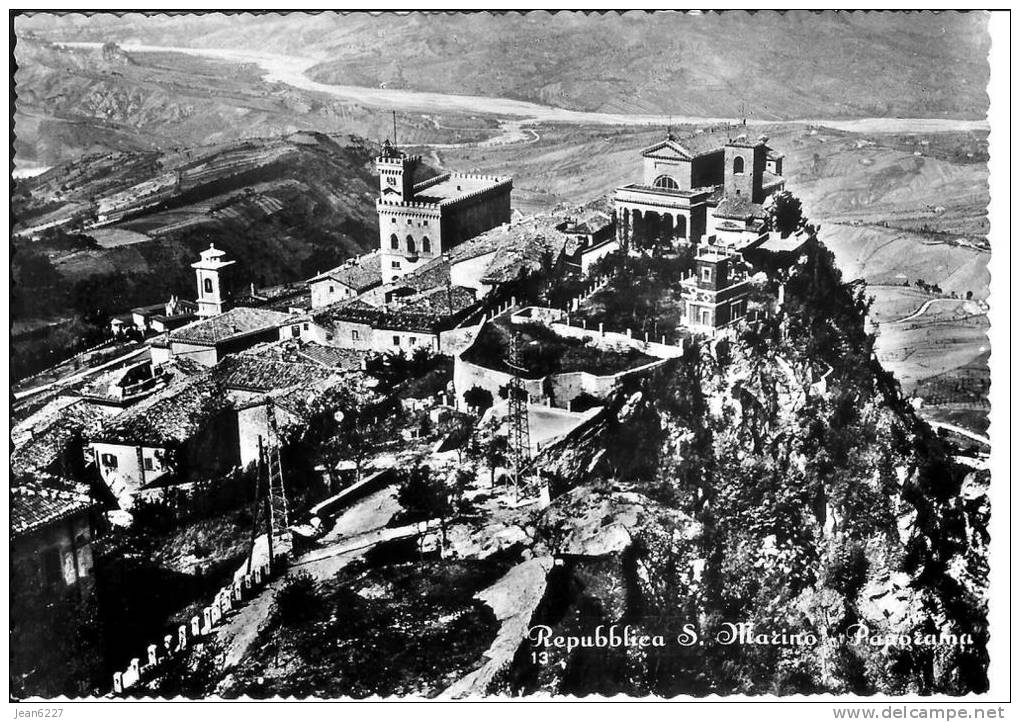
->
390, 234, 399, 250
406, 236, 416, 254
733, 156, 745, 174
653, 175, 679, 190
421, 236, 431, 255
203, 278, 213, 294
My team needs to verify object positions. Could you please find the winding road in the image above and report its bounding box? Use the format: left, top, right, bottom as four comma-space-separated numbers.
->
893, 297, 985, 325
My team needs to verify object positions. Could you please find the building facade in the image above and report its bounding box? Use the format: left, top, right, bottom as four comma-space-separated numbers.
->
375, 140, 512, 285
678, 249, 750, 330
615, 130, 786, 251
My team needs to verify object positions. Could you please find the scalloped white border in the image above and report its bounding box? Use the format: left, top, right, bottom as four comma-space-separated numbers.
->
3, 5, 1011, 713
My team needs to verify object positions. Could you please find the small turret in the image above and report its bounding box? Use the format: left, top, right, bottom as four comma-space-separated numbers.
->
191, 244, 235, 318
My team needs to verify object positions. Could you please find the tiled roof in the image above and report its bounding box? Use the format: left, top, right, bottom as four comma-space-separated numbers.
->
294, 343, 368, 372
11, 478, 94, 539
308, 253, 383, 293
233, 283, 311, 312
170, 307, 293, 346
714, 196, 766, 221
563, 210, 613, 237
385, 255, 452, 294
756, 230, 814, 254
218, 352, 341, 393
481, 231, 564, 284
130, 302, 166, 316
11, 400, 108, 475
313, 298, 443, 335
396, 285, 477, 317
94, 348, 345, 447
94, 371, 227, 446
762, 171, 785, 190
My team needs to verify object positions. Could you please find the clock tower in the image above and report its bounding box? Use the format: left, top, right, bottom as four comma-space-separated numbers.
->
375, 139, 418, 203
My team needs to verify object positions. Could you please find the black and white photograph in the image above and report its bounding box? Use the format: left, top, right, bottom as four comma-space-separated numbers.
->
7, 8, 1009, 708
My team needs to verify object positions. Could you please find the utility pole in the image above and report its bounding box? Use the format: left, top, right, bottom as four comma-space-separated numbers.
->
246, 398, 292, 569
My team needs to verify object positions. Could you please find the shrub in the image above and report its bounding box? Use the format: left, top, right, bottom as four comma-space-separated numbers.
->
272, 571, 324, 625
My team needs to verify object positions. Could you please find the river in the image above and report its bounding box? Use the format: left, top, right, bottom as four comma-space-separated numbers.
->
56, 42, 989, 135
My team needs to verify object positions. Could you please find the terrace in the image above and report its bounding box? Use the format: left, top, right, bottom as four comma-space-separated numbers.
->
461, 316, 656, 379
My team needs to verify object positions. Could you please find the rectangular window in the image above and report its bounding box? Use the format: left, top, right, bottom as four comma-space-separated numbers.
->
391, 217, 396, 223
143, 457, 154, 471
701, 267, 712, 282
392, 260, 401, 269
303, 323, 309, 331
408, 337, 417, 346
393, 335, 401, 346
329, 285, 335, 294
352, 330, 360, 341
291, 325, 301, 338
100, 453, 118, 468
423, 220, 429, 226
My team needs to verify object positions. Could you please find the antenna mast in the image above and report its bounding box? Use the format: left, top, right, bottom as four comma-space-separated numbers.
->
505, 332, 532, 503
392, 110, 398, 148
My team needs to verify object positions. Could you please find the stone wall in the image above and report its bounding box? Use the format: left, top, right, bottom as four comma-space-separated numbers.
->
453, 346, 667, 412
112, 538, 278, 696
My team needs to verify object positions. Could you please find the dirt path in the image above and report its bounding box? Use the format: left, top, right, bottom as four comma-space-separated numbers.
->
443, 556, 554, 698
215, 487, 429, 670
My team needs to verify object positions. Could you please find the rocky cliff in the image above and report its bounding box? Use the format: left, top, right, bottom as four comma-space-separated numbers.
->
516, 240, 988, 696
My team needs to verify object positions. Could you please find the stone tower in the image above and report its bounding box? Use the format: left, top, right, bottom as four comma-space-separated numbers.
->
375, 139, 418, 203
192, 244, 235, 318
723, 135, 767, 203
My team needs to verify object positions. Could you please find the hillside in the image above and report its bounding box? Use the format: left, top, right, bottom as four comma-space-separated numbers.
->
12, 37, 499, 169
16, 11, 990, 120
520, 242, 989, 696
181, 238, 989, 698
11, 132, 380, 379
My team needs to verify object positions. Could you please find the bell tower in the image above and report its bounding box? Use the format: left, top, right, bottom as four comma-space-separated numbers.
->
724, 135, 767, 203
192, 244, 235, 318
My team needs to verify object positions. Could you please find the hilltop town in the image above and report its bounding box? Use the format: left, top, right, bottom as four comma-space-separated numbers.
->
11, 125, 989, 699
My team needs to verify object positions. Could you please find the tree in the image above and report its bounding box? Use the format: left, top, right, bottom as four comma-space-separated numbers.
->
438, 413, 474, 463
396, 464, 453, 556
477, 418, 509, 487
767, 190, 804, 238
299, 382, 398, 485
462, 385, 494, 414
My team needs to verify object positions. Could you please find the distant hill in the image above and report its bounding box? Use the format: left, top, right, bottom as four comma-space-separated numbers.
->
12, 37, 497, 168
16, 11, 990, 120
11, 132, 380, 377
